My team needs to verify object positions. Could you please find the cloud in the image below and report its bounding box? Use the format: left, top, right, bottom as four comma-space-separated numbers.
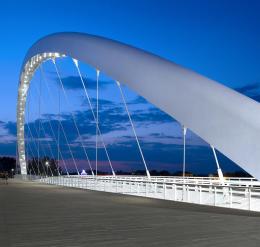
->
235, 83, 260, 94
55, 76, 113, 91
0, 116, 241, 175
0, 122, 16, 144
235, 83, 260, 102
51, 97, 176, 140
127, 96, 149, 105
132, 107, 175, 126
11, 78, 249, 175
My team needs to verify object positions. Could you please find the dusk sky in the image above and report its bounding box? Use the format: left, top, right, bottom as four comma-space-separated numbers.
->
1, 0, 260, 175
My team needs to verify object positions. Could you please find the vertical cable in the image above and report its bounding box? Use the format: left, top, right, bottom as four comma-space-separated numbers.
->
26, 89, 30, 175
26, 89, 37, 176
182, 126, 187, 180
52, 59, 92, 176
58, 67, 61, 175
29, 84, 40, 175
39, 66, 55, 177
30, 66, 68, 176
116, 81, 150, 179
40, 64, 71, 176
211, 145, 224, 184
96, 69, 99, 177
73, 59, 115, 176
38, 70, 42, 176
52, 59, 80, 175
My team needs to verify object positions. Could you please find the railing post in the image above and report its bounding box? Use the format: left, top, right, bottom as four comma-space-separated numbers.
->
145, 182, 148, 197
164, 183, 166, 200
195, 185, 198, 203
182, 184, 185, 202
187, 185, 189, 202
248, 187, 251, 211
214, 186, 216, 206
230, 187, 233, 208
199, 186, 202, 204
173, 184, 176, 201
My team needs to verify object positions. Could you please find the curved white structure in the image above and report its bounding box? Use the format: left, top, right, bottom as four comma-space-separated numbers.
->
17, 32, 260, 179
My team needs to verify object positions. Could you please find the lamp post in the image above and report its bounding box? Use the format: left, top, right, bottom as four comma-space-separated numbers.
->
11, 168, 14, 178
45, 161, 49, 177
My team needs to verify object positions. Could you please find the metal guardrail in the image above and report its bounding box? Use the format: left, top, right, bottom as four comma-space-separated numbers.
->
22, 175, 260, 212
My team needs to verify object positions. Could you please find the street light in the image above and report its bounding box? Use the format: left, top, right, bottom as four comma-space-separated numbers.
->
45, 161, 53, 177
45, 161, 50, 177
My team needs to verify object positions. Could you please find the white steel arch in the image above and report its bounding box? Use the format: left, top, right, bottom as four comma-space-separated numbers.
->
17, 32, 260, 179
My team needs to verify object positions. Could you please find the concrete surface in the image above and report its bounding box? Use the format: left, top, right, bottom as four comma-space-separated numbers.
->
0, 179, 260, 247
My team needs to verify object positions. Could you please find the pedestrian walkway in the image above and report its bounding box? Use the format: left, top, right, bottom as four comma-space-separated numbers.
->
0, 179, 260, 247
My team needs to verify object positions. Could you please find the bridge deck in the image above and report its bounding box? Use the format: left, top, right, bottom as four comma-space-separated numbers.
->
1, 179, 260, 247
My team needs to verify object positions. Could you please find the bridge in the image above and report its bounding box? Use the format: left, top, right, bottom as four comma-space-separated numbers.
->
15, 32, 260, 215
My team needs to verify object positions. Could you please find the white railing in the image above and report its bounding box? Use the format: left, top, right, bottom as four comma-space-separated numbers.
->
26, 175, 260, 212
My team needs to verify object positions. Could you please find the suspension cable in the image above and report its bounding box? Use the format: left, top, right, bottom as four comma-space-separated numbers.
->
29, 77, 68, 177
38, 122, 55, 176
40, 65, 74, 176
38, 71, 51, 177
25, 109, 39, 177
210, 145, 224, 184
50, 60, 80, 175
57, 103, 80, 175
25, 127, 39, 176
58, 71, 61, 175
96, 69, 99, 177
116, 81, 150, 179
25, 100, 37, 176
31, 123, 51, 177
31, 68, 61, 176
73, 59, 115, 176
39, 67, 58, 176
40, 66, 69, 176
25, 88, 36, 175
29, 80, 54, 177
46, 118, 69, 176
28, 71, 60, 177
52, 59, 93, 176
34, 60, 80, 176
38, 69, 41, 176
182, 126, 187, 180
27, 122, 48, 177
27, 86, 40, 176
45, 118, 68, 176
25, 131, 36, 175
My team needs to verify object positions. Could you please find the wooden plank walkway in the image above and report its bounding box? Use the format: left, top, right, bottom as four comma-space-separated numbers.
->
0, 179, 260, 247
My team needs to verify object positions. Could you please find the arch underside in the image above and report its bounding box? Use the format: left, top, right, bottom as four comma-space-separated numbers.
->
18, 32, 260, 180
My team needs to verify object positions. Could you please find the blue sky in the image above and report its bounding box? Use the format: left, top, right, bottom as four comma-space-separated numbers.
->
1, 0, 260, 174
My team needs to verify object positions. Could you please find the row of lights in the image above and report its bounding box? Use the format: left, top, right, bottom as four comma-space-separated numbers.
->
17, 52, 65, 174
